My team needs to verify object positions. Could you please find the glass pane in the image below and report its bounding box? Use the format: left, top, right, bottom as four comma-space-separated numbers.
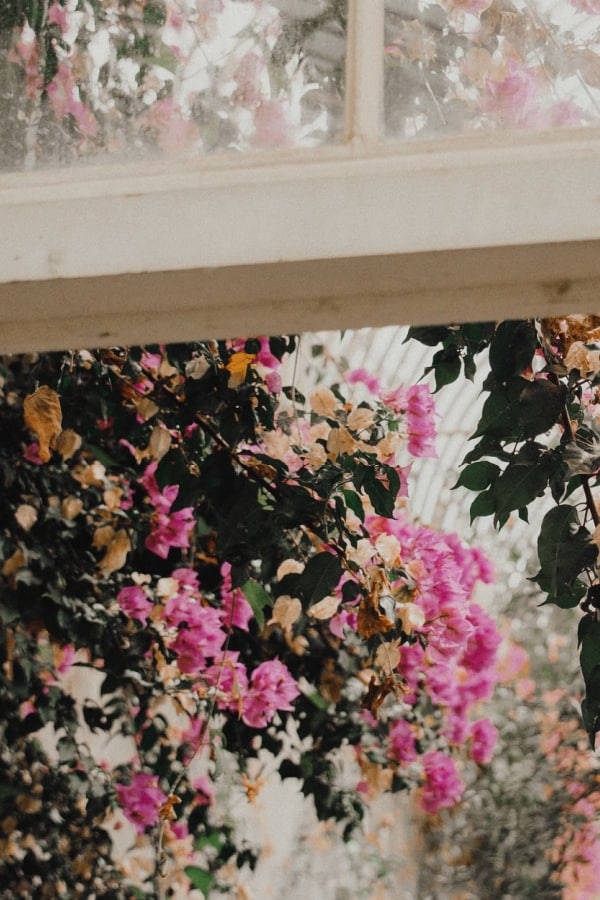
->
0, 0, 346, 171
385, 0, 600, 140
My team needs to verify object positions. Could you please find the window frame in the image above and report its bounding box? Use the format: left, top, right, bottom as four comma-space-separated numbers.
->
1, 1, 600, 352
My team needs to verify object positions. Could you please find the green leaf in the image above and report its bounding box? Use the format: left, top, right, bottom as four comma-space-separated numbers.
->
296, 552, 343, 606
362, 469, 394, 517
453, 461, 500, 492
581, 620, 600, 680
306, 691, 329, 709
341, 488, 365, 522
429, 347, 461, 391
469, 489, 496, 524
87, 443, 119, 469
581, 664, 600, 748
517, 379, 565, 437
463, 436, 510, 465
404, 326, 450, 347
474, 381, 524, 441
241, 581, 272, 630
533, 505, 598, 606
492, 461, 549, 523
195, 830, 224, 852
489, 321, 536, 383
184, 866, 214, 898
195, 516, 212, 537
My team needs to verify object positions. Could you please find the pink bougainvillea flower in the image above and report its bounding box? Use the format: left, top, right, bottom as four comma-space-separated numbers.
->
140, 351, 162, 373
329, 607, 358, 639
461, 604, 502, 673
405, 384, 437, 457
219, 563, 253, 631
118, 585, 154, 625
139, 462, 195, 558
46, 63, 97, 136
233, 51, 265, 108
469, 717, 499, 764
140, 461, 178, 512
146, 507, 195, 559
380, 384, 437, 457
204, 650, 249, 713
483, 61, 540, 128
567, 0, 600, 12
116, 772, 166, 834
141, 98, 199, 153
253, 100, 293, 148
19, 699, 37, 719
47, 1, 69, 33
242, 658, 299, 728
9, 21, 42, 98
169, 611, 226, 673
192, 775, 215, 806
346, 368, 381, 394
388, 719, 418, 764
420, 750, 465, 813
23, 442, 44, 464
443, 708, 470, 744
54, 643, 76, 675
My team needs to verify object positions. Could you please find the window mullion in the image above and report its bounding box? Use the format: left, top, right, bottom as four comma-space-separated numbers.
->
344, 0, 384, 146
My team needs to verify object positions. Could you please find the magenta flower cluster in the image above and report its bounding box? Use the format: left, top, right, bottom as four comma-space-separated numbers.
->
139, 461, 195, 559
115, 772, 166, 834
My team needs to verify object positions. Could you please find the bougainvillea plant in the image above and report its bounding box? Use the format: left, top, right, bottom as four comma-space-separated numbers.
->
0, 337, 503, 896
408, 316, 600, 748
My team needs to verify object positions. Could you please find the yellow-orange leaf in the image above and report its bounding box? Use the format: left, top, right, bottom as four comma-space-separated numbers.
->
148, 426, 171, 462
308, 595, 340, 620
374, 641, 401, 675
61, 496, 83, 520
56, 428, 82, 461
15, 504, 37, 532
98, 529, 131, 576
23, 386, 62, 463
269, 595, 302, 630
2, 547, 25, 578
226, 352, 255, 387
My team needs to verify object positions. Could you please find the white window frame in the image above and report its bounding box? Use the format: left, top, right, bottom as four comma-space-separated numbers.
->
1, 1, 600, 352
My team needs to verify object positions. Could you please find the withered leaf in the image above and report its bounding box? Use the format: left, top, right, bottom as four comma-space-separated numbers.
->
93, 525, 115, 548
361, 674, 398, 719
134, 397, 159, 422
269, 595, 302, 630
357, 568, 394, 638
308, 595, 340, 620
98, 529, 131, 575
357, 594, 394, 639
15, 504, 37, 532
23, 386, 62, 463
2, 547, 26, 578
148, 426, 171, 462
374, 640, 401, 675
71, 460, 106, 487
61, 496, 83, 520
56, 428, 82, 461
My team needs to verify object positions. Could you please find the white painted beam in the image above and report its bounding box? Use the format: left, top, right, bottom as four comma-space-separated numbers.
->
1, 126, 600, 351
1, 240, 599, 353
1, 128, 600, 285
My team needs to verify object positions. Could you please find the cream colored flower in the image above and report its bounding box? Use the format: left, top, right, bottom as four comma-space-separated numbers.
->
375, 533, 401, 568
307, 442, 327, 470
397, 601, 425, 634
327, 426, 356, 458
310, 386, 338, 418
347, 406, 375, 432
